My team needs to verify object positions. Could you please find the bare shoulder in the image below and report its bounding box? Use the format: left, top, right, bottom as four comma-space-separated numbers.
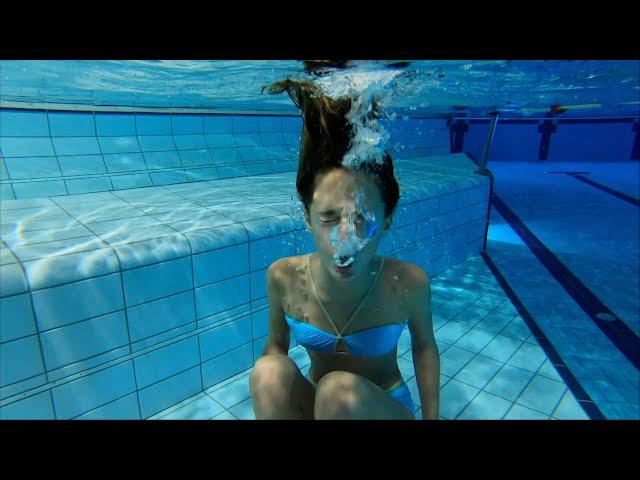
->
385, 257, 430, 291
269, 255, 305, 289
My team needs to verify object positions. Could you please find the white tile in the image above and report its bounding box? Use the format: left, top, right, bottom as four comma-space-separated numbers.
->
122, 256, 192, 307
1, 137, 54, 157
439, 379, 480, 419
435, 321, 471, 344
457, 390, 512, 420
205, 369, 250, 394
397, 329, 412, 356
484, 364, 535, 402
435, 340, 452, 354
229, 397, 255, 420
504, 403, 549, 420
397, 356, 416, 382
134, 337, 199, 389
31, 273, 124, 331
40, 311, 129, 371
138, 367, 201, 419
75, 393, 140, 420
405, 377, 421, 408
507, 342, 548, 373
500, 316, 531, 341
454, 327, 496, 353
537, 359, 563, 382
161, 395, 225, 420
440, 346, 475, 377
551, 390, 589, 420
516, 374, 567, 415
454, 355, 503, 390
525, 334, 540, 346
1, 335, 45, 385
432, 315, 448, 330
207, 374, 252, 409
211, 410, 238, 420
148, 393, 202, 419
0, 391, 55, 419
51, 361, 136, 419
479, 334, 523, 363
198, 317, 252, 362
48, 112, 96, 137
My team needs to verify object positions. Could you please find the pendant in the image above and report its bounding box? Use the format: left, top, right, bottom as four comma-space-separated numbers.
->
334, 337, 349, 354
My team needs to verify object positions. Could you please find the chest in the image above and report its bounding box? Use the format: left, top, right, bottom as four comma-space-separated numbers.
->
281, 256, 411, 337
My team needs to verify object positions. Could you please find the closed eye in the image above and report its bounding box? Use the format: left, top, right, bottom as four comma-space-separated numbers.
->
321, 215, 365, 224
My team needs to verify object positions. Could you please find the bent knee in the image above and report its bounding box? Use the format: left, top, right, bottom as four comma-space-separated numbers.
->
250, 355, 298, 393
314, 371, 363, 417
316, 371, 362, 395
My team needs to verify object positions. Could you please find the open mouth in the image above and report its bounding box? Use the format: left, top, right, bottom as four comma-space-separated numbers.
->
335, 256, 355, 273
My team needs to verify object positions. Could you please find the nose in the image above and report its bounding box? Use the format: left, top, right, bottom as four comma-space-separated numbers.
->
337, 217, 352, 237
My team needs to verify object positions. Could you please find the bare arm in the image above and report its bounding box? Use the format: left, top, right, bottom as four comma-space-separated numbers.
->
262, 260, 291, 357
407, 265, 440, 420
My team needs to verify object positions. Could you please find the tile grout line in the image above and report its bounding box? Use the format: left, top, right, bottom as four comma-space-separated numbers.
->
92, 110, 114, 194
61, 196, 142, 419
490, 193, 639, 370
481, 250, 606, 419
441, 279, 577, 419
0, 325, 258, 409
2, 155, 488, 416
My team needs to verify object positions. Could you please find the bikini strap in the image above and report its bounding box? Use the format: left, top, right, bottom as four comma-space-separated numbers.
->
308, 253, 385, 337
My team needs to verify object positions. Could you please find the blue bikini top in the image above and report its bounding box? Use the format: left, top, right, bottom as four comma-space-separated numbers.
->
285, 254, 408, 357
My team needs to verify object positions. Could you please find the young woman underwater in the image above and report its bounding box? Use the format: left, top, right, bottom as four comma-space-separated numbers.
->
249, 78, 440, 420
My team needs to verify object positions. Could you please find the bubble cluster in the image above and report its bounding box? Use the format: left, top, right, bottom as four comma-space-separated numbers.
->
315, 69, 403, 171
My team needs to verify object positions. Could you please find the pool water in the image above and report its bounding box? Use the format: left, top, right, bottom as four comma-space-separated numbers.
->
0, 60, 638, 419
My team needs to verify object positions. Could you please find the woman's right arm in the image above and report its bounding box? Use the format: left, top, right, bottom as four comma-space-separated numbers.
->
262, 260, 291, 357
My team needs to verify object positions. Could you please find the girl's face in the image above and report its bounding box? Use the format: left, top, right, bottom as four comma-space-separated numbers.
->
304, 168, 392, 284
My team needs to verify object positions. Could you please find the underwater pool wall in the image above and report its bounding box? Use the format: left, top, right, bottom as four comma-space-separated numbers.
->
0, 108, 489, 419
460, 118, 638, 163
0, 109, 451, 200
0, 109, 303, 201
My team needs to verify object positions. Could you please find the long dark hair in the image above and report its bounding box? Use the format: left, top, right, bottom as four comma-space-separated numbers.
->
263, 79, 400, 220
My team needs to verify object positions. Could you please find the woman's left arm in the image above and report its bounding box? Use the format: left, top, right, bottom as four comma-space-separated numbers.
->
406, 266, 440, 420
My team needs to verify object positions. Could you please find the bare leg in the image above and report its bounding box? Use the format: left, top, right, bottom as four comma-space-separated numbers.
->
314, 371, 415, 420
249, 354, 315, 420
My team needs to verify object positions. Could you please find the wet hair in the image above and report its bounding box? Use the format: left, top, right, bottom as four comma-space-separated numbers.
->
263, 78, 401, 222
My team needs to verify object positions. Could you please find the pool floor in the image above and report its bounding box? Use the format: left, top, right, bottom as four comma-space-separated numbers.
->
149, 252, 588, 420
149, 160, 639, 420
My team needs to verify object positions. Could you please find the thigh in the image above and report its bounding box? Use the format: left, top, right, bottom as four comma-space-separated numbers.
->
315, 371, 415, 420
